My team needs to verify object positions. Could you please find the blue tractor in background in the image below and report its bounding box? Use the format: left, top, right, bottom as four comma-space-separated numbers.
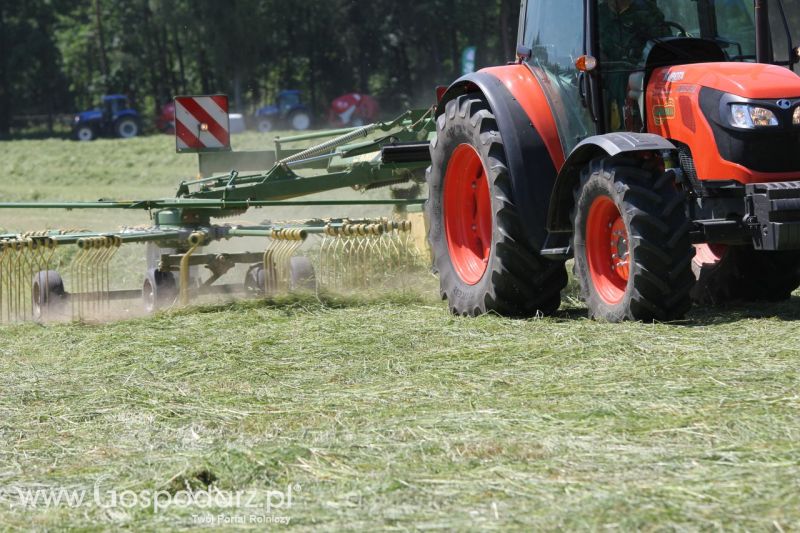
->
72, 94, 141, 141
252, 90, 312, 132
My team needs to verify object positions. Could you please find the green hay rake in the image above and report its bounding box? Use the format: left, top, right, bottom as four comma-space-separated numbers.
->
0, 103, 435, 323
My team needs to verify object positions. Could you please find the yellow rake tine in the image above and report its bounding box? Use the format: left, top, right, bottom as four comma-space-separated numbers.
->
263, 235, 278, 294
0, 242, 8, 323
72, 239, 92, 320
179, 232, 205, 306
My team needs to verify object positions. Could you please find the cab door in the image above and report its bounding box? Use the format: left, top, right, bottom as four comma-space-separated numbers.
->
519, 0, 597, 154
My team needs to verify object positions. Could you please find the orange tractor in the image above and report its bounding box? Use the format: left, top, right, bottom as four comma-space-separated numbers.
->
427, 0, 800, 321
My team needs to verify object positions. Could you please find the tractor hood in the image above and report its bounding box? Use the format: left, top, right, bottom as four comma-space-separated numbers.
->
255, 105, 279, 117
647, 62, 800, 183
76, 109, 102, 122
653, 63, 800, 99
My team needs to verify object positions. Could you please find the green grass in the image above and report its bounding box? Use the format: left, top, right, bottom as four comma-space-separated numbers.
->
1, 134, 800, 530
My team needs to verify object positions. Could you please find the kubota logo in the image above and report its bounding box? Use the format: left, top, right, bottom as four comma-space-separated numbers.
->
777, 99, 793, 110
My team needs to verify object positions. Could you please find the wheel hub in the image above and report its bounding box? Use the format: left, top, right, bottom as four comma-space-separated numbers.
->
610, 218, 630, 280
443, 144, 492, 286
586, 196, 630, 305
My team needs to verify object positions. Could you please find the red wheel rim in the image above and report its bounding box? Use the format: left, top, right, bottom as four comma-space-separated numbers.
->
586, 196, 630, 305
443, 144, 492, 285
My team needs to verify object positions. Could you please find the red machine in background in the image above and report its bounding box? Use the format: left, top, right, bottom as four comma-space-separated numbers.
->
156, 101, 176, 134
328, 93, 380, 127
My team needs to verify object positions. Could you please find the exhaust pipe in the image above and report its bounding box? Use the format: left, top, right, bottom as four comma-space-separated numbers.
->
755, 0, 771, 64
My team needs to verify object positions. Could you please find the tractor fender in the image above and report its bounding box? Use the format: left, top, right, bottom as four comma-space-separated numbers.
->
114, 111, 139, 121
437, 67, 561, 251
546, 133, 677, 233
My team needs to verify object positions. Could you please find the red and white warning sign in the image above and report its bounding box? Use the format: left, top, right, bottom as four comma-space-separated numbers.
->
174, 95, 231, 153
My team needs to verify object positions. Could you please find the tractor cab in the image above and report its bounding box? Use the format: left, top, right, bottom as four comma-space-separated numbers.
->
102, 95, 129, 119
520, 0, 799, 151
277, 90, 302, 113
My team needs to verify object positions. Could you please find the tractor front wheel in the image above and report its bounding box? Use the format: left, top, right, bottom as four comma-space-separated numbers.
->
76, 126, 95, 142
257, 118, 274, 133
426, 93, 567, 317
572, 157, 695, 322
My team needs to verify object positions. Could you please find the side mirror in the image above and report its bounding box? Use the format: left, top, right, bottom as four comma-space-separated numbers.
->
516, 45, 532, 63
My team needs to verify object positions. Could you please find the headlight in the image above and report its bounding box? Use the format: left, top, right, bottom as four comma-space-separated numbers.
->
794, 107, 800, 125
730, 104, 779, 128
74, 115, 80, 123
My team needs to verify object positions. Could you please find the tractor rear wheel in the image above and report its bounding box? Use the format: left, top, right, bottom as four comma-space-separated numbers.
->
572, 157, 695, 322
116, 118, 139, 139
290, 111, 311, 131
691, 245, 800, 304
425, 93, 567, 317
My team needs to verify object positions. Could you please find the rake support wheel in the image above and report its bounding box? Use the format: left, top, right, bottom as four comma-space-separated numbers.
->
426, 93, 567, 317
32, 270, 68, 321
142, 268, 177, 313
572, 157, 695, 322
244, 257, 317, 295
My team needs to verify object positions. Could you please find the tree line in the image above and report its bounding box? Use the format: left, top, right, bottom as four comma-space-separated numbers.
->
0, 0, 520, 138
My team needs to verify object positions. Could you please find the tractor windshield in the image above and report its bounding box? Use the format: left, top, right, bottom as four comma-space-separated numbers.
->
635, 0, 796, 66
654, 0, 756, 61
279, 92, 300, 112
596, 0, 797, 131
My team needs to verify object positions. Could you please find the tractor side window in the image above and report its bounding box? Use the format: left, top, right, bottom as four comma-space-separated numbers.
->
281, 92, 300, 112
522, 0, 593, 154
714, 0, 756, 60
769, 0, 798, 68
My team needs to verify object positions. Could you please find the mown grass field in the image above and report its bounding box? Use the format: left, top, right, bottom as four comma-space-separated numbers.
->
1, 133, 799, 530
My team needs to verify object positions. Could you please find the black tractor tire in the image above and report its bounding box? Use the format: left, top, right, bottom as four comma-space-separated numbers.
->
142, 268, 177, 313
256, 117, 274, 133
691, 246, 800, 305
115, 118, 140, 139
425, 93, 567, 317
289, 111, 311, 131
571, 157, 695, 322
75, 125, 95, 142
32, 270, 68, 321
